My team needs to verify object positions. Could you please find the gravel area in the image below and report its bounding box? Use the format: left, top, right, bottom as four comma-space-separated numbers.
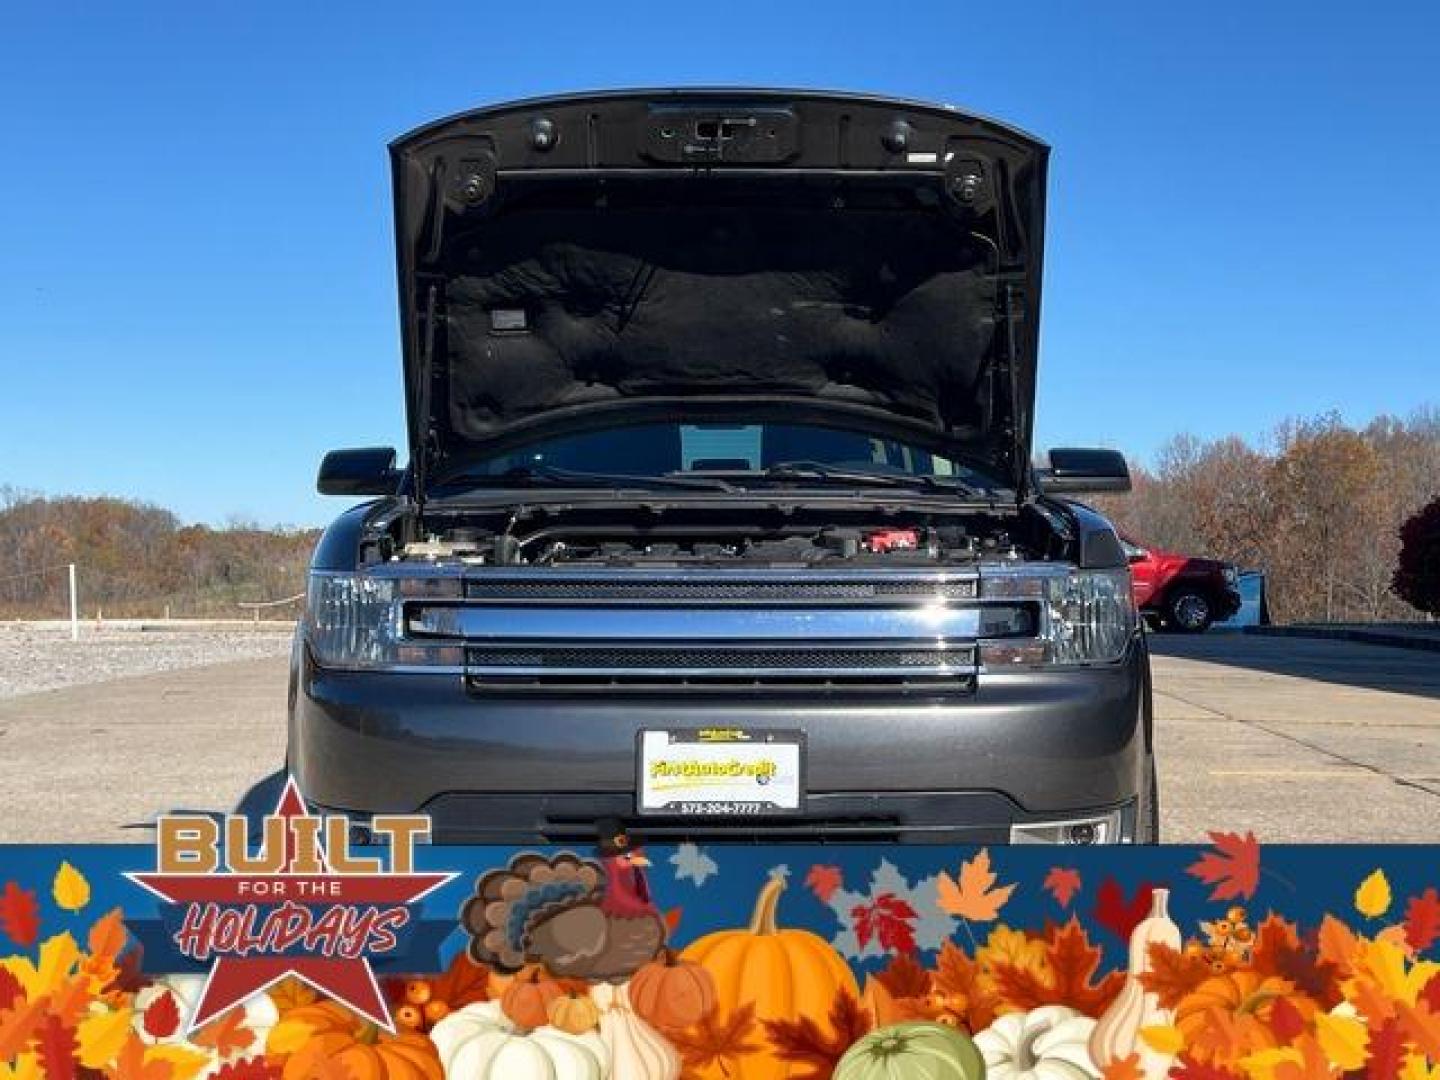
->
0, 622, 294, 699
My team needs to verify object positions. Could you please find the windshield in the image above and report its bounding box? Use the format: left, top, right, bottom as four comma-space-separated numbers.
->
439, 422, 1002, 491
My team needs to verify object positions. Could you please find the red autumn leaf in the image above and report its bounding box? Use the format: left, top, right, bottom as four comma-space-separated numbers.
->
211, 1059, 285, 1080
1268, 995, 1307, 1042
1423, 972, 1440, 1012
1251, 914, 1343, 1007
0, 967, 21, 1012
1139, 943, 1214, 1009
143, 989, 182, 1040
875, 953, 932, 999
1044, 867, 1083, 909
851, 893, 919, 956
1366, 1018, 1407, 1080
1186, 831, 1261, 902
764, 991, 873, 1080
104, 946, 152, 996
1404, 888, 1440, 954
0, 881, 40, 948
806, 865, 844, 904
35, 1013, 78, 1080
1094, 878, 1155, 942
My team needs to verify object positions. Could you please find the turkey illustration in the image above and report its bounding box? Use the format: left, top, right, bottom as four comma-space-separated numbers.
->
461, 821, 667, 983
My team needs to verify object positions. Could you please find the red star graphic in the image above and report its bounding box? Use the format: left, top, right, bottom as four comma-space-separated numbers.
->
128, 777, 454, 1033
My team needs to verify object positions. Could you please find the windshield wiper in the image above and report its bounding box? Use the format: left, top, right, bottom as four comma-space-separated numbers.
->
723, 461, 979, 495
450, 464, 741, 493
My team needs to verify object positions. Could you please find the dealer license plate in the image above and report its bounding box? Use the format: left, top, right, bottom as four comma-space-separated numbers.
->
637, 729, 805, 816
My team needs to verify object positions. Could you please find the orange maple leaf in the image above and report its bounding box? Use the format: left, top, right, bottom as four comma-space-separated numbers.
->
936, 848, 1016, 922
1186, 832, 1261, 902
87, 909, 128, 965
1396, 1000, 1440, 1060
1044, 867, 1083, 909
1102, 1053, 1145, 1080
0, 996, 49, 1060
193, 1008, 256, 1058
990, 917, 1124, 1017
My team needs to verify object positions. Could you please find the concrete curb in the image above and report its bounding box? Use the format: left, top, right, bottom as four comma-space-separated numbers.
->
1245, 624, 1440, 653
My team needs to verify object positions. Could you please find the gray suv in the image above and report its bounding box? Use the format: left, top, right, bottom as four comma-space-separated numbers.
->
288, 89, 1157, 845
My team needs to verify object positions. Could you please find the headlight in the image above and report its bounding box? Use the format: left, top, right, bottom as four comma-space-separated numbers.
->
306, 571, 461, 670
982, 566, 1138, 665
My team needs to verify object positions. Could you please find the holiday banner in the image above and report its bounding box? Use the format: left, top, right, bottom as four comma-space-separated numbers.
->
2, 836, 1439, 1080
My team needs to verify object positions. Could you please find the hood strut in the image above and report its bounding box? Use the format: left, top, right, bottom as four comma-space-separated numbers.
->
412, 281, 440, 535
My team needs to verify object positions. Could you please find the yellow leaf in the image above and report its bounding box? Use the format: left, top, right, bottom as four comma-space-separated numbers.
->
1355, 869, 1393, 918
34, 932, 80, 996
1350, 938, 1440, 1005
1400, 1052, 1440, 1080
0, 1053, 41, 1080
266, 1015, 322, 1056
52, 861, 91, 913
145, 1044, 217, 1080
1238, 1047, 1302, 1080
1139, 1025, 1185, 1055
77, 1006, 134, 1068
935, 848, 1017, 922
1314, 1011, 1369, 1071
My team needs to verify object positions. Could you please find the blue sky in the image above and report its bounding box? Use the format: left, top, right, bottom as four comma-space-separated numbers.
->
2, 1, 1436, 527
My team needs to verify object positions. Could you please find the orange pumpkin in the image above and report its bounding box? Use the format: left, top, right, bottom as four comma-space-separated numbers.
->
501, 966, 566, 1030
680, 873, 860, 1080
267, 1000, 442, 1080
1174, 972, 1297, 1064
629, 951, 717, 1029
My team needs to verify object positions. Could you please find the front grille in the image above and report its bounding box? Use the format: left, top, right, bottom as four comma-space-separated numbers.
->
466, 645, 974, 670
463, 577, 977, 604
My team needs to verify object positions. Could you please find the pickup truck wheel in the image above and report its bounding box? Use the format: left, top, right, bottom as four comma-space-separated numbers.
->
1166, 589, 1213, 633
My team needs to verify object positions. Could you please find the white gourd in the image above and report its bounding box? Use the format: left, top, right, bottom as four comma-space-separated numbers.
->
430, 1001, 610, 1080
591, 982, 681, 1080
975, 1005, 1101, 1080
1088, 888, 1183, 1080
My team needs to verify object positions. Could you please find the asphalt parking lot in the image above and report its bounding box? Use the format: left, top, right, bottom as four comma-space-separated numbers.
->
2, 632, 1437, 843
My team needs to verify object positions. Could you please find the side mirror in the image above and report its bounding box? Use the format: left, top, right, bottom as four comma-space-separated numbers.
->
1038, 447, 1131, 495
317, 447, 399, 496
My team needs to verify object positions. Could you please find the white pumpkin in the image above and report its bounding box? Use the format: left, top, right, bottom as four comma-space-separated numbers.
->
975, 1005, 1101, 1080
132, 975, 279, 1077
591, 983, 681, 1080
430, 1000, 610, 1080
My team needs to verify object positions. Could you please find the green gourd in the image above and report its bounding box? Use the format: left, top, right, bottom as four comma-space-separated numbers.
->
835, 1022, 987, 1080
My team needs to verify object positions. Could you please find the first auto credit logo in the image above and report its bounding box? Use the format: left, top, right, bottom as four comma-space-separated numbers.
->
126, 779, 455, 1033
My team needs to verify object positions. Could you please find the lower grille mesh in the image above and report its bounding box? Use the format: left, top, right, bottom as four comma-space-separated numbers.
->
466, 646, 974, 670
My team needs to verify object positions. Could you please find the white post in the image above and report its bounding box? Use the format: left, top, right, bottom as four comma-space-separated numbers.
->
68, 563, 79, 642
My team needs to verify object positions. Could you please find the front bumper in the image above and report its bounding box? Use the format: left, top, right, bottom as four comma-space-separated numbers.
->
288, 635, 1150, 844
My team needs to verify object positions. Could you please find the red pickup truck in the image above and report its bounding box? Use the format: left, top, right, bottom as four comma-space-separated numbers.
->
1122, 538, 1243, 633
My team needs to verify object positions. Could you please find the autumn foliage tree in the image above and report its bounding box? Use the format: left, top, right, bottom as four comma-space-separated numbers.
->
1392, 497, 1440, 617
1092, 408, 1440, 624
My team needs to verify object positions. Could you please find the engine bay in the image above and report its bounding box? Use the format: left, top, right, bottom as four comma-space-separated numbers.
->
360, 501, 1072, 569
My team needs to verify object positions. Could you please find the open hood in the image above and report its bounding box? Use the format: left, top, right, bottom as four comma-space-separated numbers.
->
390, 89, 1049, 502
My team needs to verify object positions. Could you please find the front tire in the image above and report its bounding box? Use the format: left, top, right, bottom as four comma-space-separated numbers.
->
1166, 588, 1214, 633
